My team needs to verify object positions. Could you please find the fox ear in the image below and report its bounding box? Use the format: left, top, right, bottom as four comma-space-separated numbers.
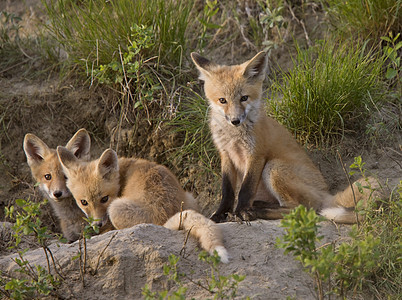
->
242, 51, 267, 81
66, 128, 91, 161
57, 146, 79, 176
23, 134, 51, 166
97, 149, 118, 179
191, 52, 215, 81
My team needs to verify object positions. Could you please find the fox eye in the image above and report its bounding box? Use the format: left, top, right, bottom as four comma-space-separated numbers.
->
100, 196, 109, 204
218, 98, 227, 104
81, 200, 88, 206
240, 95, 248, 102
64, 175, 68, 180
44, 174, 52, 180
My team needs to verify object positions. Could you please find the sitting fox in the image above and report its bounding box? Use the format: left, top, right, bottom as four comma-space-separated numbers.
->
191, 51, 378, 224
57, 147, 229, 263
23, 129, 90, 242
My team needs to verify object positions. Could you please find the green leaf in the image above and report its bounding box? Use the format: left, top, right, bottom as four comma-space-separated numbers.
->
385, 68, 397, 80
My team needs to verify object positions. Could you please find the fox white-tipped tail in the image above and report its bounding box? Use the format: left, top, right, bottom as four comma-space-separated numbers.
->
320, 207, 358, 224
163, 210, 229, 263
321, 176, 381, 224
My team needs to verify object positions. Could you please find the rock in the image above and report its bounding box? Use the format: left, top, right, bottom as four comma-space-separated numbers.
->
0, 220, 350, 299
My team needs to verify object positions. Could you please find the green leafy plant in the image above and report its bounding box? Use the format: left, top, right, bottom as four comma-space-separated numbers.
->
268, 39, 385, 146
381, 32, 402, 86
93, 24, 155, 85
2, 199, 62, 299
198, 250, 246, 299
197, 0, 221, 51
277, 156, 400, 299
143, 252, 246, 300
142, 254, 188, 300
276, 205, 382, 299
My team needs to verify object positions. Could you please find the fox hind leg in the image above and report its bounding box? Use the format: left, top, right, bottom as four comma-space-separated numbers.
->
108, 198, 152, 229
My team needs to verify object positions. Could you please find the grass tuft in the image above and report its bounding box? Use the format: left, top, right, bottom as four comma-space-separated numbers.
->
42, 0, 194, 70
268, 39, 385, 146
325, 0, 402, 39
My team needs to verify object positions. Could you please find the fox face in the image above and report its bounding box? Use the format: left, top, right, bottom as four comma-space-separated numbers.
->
23, 129, 91, 202
57, 147, 120, 228
191, 51, 267, 126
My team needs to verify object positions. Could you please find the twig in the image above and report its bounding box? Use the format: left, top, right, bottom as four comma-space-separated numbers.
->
78, 238, 85, 287
83, 237, 87, 274
237, 23, 258, 50
179, 226, 194, 257
92, 232, 118, 275
185, 276, 215, 294
43, 246, 52, 274
179, 201, 184, 230
336, 150, 360, 228
0, 59, 29, 74
285, 0, 312, 46
44, 246, 65, 280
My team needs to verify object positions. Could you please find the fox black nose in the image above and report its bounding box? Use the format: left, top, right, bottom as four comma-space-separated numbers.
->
53, 191, 62, 198
231, 119, 241, 126
93, 220, 103, 228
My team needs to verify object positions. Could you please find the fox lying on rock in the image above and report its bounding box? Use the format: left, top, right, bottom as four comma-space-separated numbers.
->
57, 146, 229, 263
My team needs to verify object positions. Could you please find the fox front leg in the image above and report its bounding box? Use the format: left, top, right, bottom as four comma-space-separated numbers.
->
233, 158, 266, 222
210, 154, 237, 223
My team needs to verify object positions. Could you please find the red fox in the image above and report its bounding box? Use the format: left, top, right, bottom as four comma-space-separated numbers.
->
23, 129, 90, 242
191, 51, 378, 224
56, 147, 229, 263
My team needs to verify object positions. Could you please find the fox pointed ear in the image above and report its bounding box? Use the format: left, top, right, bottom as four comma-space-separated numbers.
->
191, 52, 215, 81
65, 128, 91, 161
97, 149, 118, 179
242, 51, 267, 81
23, 134, 51, 166
57, 146, 79, 176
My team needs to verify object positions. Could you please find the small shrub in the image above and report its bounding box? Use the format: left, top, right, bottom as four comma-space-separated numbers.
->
1, 199, 61, 299
268, 39, 385, 146
276, 205, 381, 299
277, 157, 400, 299
143, 252, 245, 300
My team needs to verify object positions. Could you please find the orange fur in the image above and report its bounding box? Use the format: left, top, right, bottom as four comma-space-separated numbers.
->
192, 51, 378, 224
23, 129, 90, 241
57, 147, 228, 262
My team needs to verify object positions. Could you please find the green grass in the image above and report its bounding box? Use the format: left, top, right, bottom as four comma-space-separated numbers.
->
360, 181, 402, 297
268, 39, 385, 146
325, 0, 402, 39
42, 0, 194, 70
168, 88, 219, 176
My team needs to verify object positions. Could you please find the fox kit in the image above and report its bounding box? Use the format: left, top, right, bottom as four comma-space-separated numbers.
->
57, 147, 229, 263
191, 51, 377, 224
23, 129, 90, 242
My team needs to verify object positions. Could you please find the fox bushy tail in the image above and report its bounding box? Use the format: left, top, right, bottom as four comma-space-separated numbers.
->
163, 210, 229, 263
320, 177, 380, 224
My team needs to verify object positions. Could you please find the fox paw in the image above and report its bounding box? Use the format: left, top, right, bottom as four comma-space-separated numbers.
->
210, 212, 228, 223
227, 209, 255, 225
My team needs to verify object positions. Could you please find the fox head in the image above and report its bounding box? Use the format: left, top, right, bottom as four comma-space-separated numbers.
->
57, 147, 120, 228
191, 51, 267, 126
23, 129, 91, 202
